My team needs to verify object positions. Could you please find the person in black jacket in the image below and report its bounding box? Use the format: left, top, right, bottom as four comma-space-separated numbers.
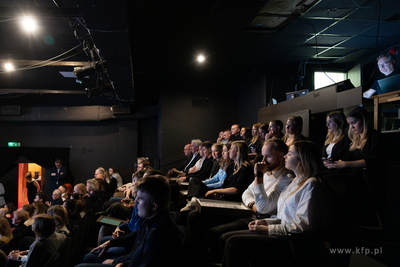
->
77, 175, 183, 267
322, 111, 351, 163
50, 159, 67, 191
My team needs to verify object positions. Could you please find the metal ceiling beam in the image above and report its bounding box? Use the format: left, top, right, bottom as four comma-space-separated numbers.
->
0, 89, 85, 94
0, 6, 81, 18
0, 59, 90, 67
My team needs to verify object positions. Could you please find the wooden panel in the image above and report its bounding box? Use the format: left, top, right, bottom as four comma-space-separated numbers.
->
337, 86, 362, 109
259, 109, 310, 137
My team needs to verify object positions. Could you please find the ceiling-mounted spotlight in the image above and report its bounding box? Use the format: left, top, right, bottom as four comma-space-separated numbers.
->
73, 60, 108, 83
197, 55, 205, 63
4, 63, 14, 71
21, 16, 37, 32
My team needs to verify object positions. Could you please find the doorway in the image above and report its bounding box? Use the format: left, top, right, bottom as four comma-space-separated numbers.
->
18, 163, 45, 209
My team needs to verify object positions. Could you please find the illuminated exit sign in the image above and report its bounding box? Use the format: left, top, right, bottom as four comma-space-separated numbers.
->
8, 142, 20, 147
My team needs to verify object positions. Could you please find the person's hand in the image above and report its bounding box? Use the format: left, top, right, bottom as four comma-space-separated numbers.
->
176, 173, 185, 178
265, 132, 272, 140
112, 227, 125, 239
251, 148, 256, 153
177, 177, 186, 183
8, 250, 20, 261
20, 250, 28, 255
249, 224, 269, 235
115, 264, 124, 267
325, 160, 346, 169
205, 190, 221, 199
254, 162, 268, 175
90, 240, 111, 258
102, 259, 114, 265
248, 220, 267, 228
45, 201, 50, 206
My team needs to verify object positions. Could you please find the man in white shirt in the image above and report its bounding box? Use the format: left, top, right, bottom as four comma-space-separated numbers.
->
206, 138, 292, 259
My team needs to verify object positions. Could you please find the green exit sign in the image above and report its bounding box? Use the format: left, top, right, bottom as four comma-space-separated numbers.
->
8, 142, 20, 147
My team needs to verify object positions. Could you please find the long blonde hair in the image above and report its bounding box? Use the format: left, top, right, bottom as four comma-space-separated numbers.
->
347, 107, 372, 151
231, 141, 252, 174
250, 123, 261, 144
288, 141, 324, 197
283, 116, 303, 147
324, 111, 348, 146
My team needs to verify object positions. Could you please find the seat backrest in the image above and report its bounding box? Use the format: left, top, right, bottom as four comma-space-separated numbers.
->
43, 251, 60, 267
57, 237, 71, 267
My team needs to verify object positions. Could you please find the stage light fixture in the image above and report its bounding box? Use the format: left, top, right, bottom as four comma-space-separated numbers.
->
4, 63, 14, 71
197, 55, 205, 63
73, 60, 107, 82
21, 16, 37, 32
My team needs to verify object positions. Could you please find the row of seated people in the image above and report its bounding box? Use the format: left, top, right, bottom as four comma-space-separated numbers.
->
0, 166, 120, 266
70, 106, 391, 266
0, 105, 389, 266
161, 106, 389, 266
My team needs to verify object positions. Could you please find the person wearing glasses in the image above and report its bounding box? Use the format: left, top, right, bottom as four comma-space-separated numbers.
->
363, 53, 399, 98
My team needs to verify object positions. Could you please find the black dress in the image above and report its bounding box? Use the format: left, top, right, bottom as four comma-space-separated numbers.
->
26, 181, 37, 204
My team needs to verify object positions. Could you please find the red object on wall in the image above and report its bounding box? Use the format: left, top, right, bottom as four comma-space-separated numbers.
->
388, 47, 398, 55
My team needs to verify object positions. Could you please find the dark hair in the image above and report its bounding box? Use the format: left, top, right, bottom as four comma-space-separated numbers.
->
259, 123, 269, 133
55, 159, 62, 164
32, 214, 55, 238
132, 170, 145, 180
347, 106, 373, 151
135, 175, 170, 210
109, 166, 118, 173
35, 192, 48, 202
271, 120, 283, 130
22, 204, 35, 218
201, 141, 213, 150
5, 202, 16, 214
59, 184, 67, 192
265, 138, 289, 155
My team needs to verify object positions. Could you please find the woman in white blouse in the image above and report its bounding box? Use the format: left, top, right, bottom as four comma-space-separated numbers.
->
221, 140, 326, 267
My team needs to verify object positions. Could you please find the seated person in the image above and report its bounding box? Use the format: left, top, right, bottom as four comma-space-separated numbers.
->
181, 143, 231, 211
322, 111, 351, 164
21, 205, 35, 227
216, 131, 225, 143
109, 167, 123, 188
207, 139, 292, 260
204, 141, 254, 202
364, 53, 400, 98
86, 178, 101, 203
77, 175, 183, 267
229, 124, 243, 142
34, 192, 49, 213
265, 120, 284, 140
74, 183, 94, 210
282, 116, 306, 147
70, 194, 87, 218
58, 185, 69, 202
240, 127, 251, 144
32, 202, 46, 218
186, 141, 254, 266
7, 214, 65, 267
248, 123, 262, 155
47, 205, 70, 235
46, 189, 64, 207
63, 199, 81, 228
221, 141, 328, 267
177, 141, 214, 183
11, 210, 28, 236
0, 218, 13, 245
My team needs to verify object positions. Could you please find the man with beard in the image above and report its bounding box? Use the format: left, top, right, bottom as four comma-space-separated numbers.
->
206, 138, 293, 261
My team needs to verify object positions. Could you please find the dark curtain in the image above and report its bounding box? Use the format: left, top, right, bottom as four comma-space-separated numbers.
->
0, 147, 70, 178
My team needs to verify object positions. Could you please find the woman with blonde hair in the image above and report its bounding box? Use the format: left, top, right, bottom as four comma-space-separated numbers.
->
322, 111, 351, 164
282, 116, 305, 147
47, 205, 70, 235
248, 123, 262, 154
221, 140, 327, 267
205, 141, 253, 202
0, 217, 12, 245
326, 107, 380, 170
